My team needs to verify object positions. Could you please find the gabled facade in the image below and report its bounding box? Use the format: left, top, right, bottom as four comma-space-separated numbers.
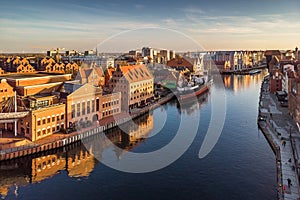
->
0, 79, 15, 103
109, 64, 154, 110
76, 67, 104, 87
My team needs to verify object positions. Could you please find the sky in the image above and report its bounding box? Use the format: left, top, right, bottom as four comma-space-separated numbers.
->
0, 0, 300, 53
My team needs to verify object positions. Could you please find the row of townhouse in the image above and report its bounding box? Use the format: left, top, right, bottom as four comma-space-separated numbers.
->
209, 51, 265, 71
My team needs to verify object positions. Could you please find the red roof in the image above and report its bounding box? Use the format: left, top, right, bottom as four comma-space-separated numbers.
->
166, 57, 193, 68
264, 50, 281, 56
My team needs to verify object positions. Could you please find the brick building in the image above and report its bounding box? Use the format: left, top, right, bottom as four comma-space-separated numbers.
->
166, 56, 196, 72
288, 70, 300, 125
270, 70, 283, 93
76, 67, 104, 87
41, 57, 79, 76
18, 94, 66, 141
0, 79, 15, 103
60, 83, 121, 131
109, 64, 154, 110
5, 73, 72, 96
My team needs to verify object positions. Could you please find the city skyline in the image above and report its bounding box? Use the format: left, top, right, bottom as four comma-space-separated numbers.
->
1, 0, 300, 53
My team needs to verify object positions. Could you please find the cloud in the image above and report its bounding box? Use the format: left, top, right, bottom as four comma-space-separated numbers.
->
183, 7, 205, 15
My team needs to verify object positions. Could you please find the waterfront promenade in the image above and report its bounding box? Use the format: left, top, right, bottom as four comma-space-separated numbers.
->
258, 76, 300, 200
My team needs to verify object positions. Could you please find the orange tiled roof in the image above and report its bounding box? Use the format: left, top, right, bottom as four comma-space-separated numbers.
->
119, 64, 153, 83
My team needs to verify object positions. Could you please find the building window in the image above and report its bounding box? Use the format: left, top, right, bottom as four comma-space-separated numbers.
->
42, 119, 46, 124
57, 125, 60, 131
37, 120, 41, 126
47, 117, 50, 123
61, 114, 64, 120
77, 103, 80, 117
61, 124, 64, 130
92, 100, 95, 112
96, 99, 100, 111
52, 116, 55, 122
47, 128, 51, 134
71, 105, 75, 118
42, 130, 46, 135
56, 115, 60, 121
82, 102, 86, 115
52, 127, 55, 132
37, 131, 41, 137
87, 101, 90, 114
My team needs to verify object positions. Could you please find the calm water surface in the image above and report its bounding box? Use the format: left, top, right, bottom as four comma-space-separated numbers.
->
0, 71, 276, 200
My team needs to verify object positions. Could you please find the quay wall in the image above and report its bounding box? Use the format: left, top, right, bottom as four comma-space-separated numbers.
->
257, 75, 283, 200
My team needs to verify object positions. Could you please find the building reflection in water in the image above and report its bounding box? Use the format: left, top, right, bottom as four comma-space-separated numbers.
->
222, 69, 268, 93
176, 92, 209, 116
85, 111, 154, 160
0, 112, 154, 199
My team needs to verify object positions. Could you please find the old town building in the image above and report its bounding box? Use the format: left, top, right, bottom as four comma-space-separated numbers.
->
288, 71, 300, 125
76, 67, 104, 87
109, 64, 154, 110
104, 67, 115, 87
2, 57, 36, 73
41, 57, 79, 76
60, 83, 121, 131
166, 56, 196, 72
0, 78, 15, 103
18, 94, 66, 141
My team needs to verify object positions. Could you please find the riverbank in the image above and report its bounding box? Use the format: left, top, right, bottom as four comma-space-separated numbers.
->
0, 93, 175, 161
258, 75, 300, 200
220, 64, 267, 75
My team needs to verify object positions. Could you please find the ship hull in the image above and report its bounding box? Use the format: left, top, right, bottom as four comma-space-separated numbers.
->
177, 83, 210, 101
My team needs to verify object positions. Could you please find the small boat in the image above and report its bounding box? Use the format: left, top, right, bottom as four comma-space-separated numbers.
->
249, 69, 262, 75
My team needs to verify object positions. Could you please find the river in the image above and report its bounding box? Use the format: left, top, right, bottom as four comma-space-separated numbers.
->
0, 70, 276, 200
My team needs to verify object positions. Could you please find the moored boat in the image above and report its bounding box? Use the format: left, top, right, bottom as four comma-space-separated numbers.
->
176, 72, 212, 101
249, 69, 262, 75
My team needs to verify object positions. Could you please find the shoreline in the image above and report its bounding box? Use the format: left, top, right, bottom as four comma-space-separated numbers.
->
258, 75, 300, 200
220, 65, 267, 75
0, 93, 175, 161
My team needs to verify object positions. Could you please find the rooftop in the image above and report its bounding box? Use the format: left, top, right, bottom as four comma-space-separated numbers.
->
0, 72, 71, 80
